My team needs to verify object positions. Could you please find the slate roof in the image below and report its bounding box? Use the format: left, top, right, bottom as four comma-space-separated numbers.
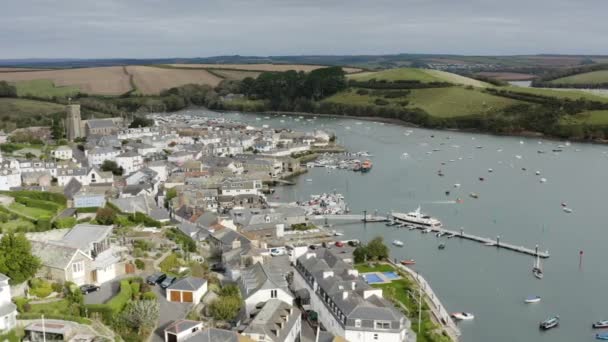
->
109, 195, 170, 221
164, 320, 202, 334
60, 224, 113, 251
240, 262, 290, 299
63, 178, 82, 200
86, 119, 116, 129
243, 299, 300, 342
181, 328, 243, 342
30, 241, 87, 269
168, 277, 206, 292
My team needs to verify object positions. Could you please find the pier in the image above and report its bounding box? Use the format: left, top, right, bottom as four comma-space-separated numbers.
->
391, 214, 550, 258
310, 214, 389, 222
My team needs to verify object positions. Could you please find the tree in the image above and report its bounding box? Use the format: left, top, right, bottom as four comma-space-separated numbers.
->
353, 245, 368, 264
366, 236, 389, 261
129, 116, 154, 128
95, 207, 117, 225
209, 295, 241, 321
121, 299, 159, 334
0, 233, 41, 284
0, 81, 17, 97
219, 284, 241, 298
100, 160, 123, 176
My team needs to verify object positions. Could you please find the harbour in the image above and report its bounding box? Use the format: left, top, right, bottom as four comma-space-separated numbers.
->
197, 109, 608, 342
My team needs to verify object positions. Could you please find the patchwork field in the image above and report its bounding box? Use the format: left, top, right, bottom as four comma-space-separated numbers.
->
549, 70, 608, 85
167, 63, 362, 73
0, 66, 132, 95
348, 67, 489, 87
126, 65, 223, 95
14, 79, 80, 98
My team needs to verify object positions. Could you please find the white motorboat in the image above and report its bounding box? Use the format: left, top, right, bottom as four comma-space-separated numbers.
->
392, 240, 404, 247
540, 178, 547, 183
392, 207, 442, 227
525, 296, 541, 303
451, 312, 475, 320
563, 207, 573, 213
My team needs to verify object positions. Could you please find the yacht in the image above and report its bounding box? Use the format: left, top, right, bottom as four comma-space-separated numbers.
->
539, 316, 559, 330
392, 207, 442, 227
594, 320, 608, 329
451, 312, 474, 320
525, 296, 541, 303
392, 240, 404, 247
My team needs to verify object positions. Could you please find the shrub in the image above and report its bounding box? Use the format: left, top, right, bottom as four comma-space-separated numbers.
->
106, 280, 132, 314
35, 218, 52, 231
209, 296, 241, 321
95, 207, 116, 225
142, 291, 156, 301
134, 259, 145, 270
29, 278, 53, 298
13, 297, 28, 312
82, 304, 113, 322
51, 282, 63, 293
159, 253, 181, 273
53, 217, 77, 229
356, 89, 369, 95
0, 191, 66, 206
130, 282, 141, 300
374, 98, 389, 106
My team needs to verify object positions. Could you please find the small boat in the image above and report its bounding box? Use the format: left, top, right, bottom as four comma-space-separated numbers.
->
561, 202, 567, 207
333, 231, 344, 237
488, 168, 493, 173
535, 171, 541, 175
540, 178, 547, 183
401, 259, 416, 265
593, 320, 608, 329
454, 183, 461, 188
552, 149, 563, 152
537, 150, 546, 154
436, 232, 444, 238
360, 160, 373, 173
445, 190, 450, 196
392, 240, 404, 247
478, 177, 485, 181
596, 333, 608, 340
524, 296, 541, 303
469, 193, 479, 199
306, 179, 313, 182
563, 207, 573, 213
447, 234, 456, 239
516, 155, 522, 159
451, 312, 474, 320
539, 316, 559, 330
438, 243, 446, 250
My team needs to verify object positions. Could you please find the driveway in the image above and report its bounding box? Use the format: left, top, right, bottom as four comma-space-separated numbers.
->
150, 283, 193, 342
83, 280, 120, 305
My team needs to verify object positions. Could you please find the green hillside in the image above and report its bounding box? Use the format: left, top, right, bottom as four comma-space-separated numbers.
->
0, 98, 65, 132
559, 110, 608, 126
549, 70, 608, 85
348, 68, 489, 87
14, 80, 80, 98
503, 85, 608, 102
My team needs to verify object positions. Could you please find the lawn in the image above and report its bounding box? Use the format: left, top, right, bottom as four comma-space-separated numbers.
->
13, 79, 80, 98
29, 299, 70, 315
559, 110, 608, 126
549, 70, 608, 85
8, 202, 53, 219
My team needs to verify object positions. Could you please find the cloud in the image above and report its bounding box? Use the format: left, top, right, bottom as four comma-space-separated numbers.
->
0, 0, 606, 58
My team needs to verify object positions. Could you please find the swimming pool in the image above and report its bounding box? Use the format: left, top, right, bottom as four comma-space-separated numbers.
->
364, 273, 383, 284
383, 271, 400, 280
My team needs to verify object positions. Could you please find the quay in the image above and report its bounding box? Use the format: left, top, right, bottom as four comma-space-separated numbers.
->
391, 215, 550, 259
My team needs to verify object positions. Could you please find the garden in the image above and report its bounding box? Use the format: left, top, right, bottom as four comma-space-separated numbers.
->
0, 190, 70, 233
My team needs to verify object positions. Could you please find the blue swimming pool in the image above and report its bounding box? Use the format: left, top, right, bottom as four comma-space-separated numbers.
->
383, 271, 400, 279
364, 273, 383, 284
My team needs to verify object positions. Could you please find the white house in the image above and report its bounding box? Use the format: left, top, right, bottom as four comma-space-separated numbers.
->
242, 300, 301, 342
219, 178, 263, 196
58, 167, 113, 186
166, 277, 207, 304
0, 169, 21, 190
52, 146, 73, 160
240, 262, 294, 315
86, 147, 121, 166
293, 249, 413, 342
0, 273, 17, 333
115, 151, 144, 175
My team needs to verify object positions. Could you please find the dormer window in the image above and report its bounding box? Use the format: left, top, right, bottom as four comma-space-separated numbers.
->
355, 319, 361, 327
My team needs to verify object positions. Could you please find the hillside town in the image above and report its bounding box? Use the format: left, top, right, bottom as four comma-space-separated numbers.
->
0, 105, 433, 342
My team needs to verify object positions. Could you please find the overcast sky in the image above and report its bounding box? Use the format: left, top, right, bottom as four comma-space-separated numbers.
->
1, 0, 606, 59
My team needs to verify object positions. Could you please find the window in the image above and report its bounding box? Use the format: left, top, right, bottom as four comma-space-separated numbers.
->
375, 321, 390, 329
72, 261, 84, 274
271, 289, 277, 298
355, 319, 361, 328
373, 334, 378, 340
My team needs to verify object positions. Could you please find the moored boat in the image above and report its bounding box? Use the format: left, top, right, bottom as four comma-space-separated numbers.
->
593, 320, 608, 329
451, 312, 474, 320
596, 333, 608, 340
360, 160, 373, 173
401, 259, 416, 265
438, 243, 446, 250
524, 296, 541, 303
539, 316, 559, 330
392, 240, 404, 247
392, 207, 442, 228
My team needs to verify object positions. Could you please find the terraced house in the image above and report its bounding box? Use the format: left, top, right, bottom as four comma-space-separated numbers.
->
293, 249, 413, 342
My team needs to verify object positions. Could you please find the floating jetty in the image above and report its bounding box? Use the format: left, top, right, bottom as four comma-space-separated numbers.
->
390, 215, 550, 258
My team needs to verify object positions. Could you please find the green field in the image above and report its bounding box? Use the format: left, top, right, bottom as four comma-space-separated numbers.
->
0, 98, 64, 131
348, 67, 489, 87
549, 70, 608, 85
8, 203, 54, 219
559, 110, 608, 126
504, 85, 608, 102
324, 86, 519, 118
13, 80, 80, 98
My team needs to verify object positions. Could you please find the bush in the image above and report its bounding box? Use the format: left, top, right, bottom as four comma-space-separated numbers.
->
13, 297, 28, 312
130, 282, 141, 300
142, 291, 156, 300
356, 89, 369, 95
159, 253, 181, 273
95, 207, 117, 225
29, 278, 53, 298
82, 304, 113, 322
374, 98, 389, 106
51, 282, 63, 293
134, 259, 145, 270
53, 217, 77, 229
76, 207, 100, 213
35, 218, 52, 231
106, 280, 132, 313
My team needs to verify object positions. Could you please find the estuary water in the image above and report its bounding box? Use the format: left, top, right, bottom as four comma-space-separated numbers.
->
196, 109, 608, 342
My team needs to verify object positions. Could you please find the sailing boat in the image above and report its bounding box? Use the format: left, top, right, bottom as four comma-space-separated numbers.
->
533, 253, 543, 279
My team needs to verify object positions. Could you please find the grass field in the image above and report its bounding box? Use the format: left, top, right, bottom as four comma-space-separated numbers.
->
0, 66, 131, 95
126, 66, 222, 95
549, 70, 608, 85
324, 86, 519, 117
0, 98, 64, 118
559, 110, 608, 126
167, 63, 362, 73
348, 67, 488, 87
8, 203, 54, 219
504, 85, 608, 102
13, 79, 80, 98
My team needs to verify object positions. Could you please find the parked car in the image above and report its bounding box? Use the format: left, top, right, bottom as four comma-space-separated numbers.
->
146, 272, 167, 285
160, 276, 176, 289
211, 263, 226, 273
335, 241, 344, 247
269, 247, 286, 256
80, 284, 100, 294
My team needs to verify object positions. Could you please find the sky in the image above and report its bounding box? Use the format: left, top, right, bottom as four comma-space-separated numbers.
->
1, 0, 607, 59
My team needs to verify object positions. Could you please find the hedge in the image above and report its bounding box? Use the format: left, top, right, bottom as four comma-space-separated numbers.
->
76, 207, 101, 213
131, 212, 162, 228
53, 217, 77, 229
82, 304, 114, 323
14, 196, 61, 212
0, 190, 66, 206
18, 313, 91, 324
106, 280, 132, 313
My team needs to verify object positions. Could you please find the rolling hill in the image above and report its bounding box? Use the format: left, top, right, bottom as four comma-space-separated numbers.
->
549, 70, 608, 85
348, 68, 489, 87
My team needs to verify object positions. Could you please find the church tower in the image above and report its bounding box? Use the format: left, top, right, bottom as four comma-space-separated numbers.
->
66, 104, 83, 141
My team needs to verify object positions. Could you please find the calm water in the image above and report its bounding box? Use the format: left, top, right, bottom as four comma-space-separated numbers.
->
189, 109, 608, 342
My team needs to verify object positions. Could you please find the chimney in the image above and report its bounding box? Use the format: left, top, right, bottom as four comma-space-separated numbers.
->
342, 291, 349, 300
